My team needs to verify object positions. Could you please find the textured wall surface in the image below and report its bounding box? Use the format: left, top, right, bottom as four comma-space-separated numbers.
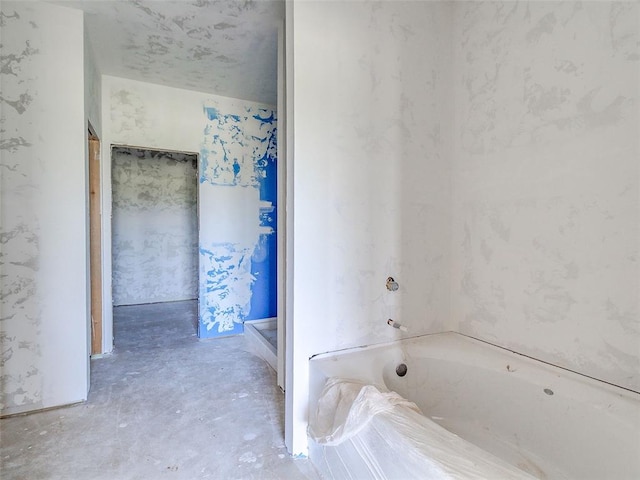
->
199, 105, 277, 336
451, 1, 639, 392
84, 23, 102, 137
103, 77, 277, 342
80, 1, 282, 103
111, 147, 198, 306
289, 1, 452, 453
293, 0, 452, 354
0, 2, 88, 415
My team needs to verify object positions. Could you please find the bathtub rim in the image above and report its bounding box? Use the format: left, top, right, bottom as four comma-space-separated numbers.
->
309, 331, 640, 397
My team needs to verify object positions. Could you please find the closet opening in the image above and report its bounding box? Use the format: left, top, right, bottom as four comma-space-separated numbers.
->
110, 146, 198, 348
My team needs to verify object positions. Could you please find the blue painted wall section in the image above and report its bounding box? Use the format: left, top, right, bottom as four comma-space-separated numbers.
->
199, 104, 277, 338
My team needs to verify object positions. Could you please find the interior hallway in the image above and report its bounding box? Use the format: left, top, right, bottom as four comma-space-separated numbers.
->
0, 301, 319, 480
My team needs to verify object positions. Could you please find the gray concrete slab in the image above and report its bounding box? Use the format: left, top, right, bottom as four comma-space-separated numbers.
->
1, 300, 319, 480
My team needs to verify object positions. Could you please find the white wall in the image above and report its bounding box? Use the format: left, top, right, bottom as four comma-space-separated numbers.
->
84, 24, 102, 138
288, 1, 453, 454
451, 1, 640, 393
111, 148, 198, 306
0, 1, 88, 415
102, 76, 277, 348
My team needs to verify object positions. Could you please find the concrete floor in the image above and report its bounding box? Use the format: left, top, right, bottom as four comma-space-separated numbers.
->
1, 301, 320, 480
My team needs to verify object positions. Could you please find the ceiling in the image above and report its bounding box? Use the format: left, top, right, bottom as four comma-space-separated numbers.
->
56, 0, 284, 105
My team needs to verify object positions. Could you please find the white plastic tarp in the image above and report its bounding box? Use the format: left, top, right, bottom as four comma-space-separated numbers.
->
309, 378, 535, 480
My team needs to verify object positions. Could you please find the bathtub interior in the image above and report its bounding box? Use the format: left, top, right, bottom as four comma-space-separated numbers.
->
382, 354, 640, 479
308, 332, 640, 480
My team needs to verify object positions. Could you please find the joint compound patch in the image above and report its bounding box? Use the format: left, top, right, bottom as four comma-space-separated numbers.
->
198, 102, 277, 338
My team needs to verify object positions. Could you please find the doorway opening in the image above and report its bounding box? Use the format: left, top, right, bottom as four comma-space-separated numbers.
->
110, 146, 199, 345
244, 24, 287, 391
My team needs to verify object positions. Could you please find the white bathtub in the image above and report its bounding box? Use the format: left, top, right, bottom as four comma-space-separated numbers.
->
308, 332, 640, 479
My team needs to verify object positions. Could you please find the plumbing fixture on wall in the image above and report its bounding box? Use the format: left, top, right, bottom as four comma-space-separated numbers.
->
386, 277, 399, 291
387, 319, 408, 332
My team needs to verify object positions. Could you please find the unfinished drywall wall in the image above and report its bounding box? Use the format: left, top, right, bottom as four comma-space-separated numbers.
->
451, 1, 639, 392
84, 23, 102, 138
288, 0, 452, 454
103, 76, 277, 344
0, 1, 88, 415
111, 147, 198, 306
82, 0, 282, 105
199, 104, 277, 337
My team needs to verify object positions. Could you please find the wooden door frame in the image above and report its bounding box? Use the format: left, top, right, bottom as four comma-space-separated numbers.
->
88, 126, 103, 355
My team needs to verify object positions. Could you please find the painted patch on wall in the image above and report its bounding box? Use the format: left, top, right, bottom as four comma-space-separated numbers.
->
199, 103, 276, 337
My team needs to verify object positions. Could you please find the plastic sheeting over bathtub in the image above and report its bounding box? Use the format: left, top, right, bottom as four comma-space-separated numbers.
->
308, 379, 535, 480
